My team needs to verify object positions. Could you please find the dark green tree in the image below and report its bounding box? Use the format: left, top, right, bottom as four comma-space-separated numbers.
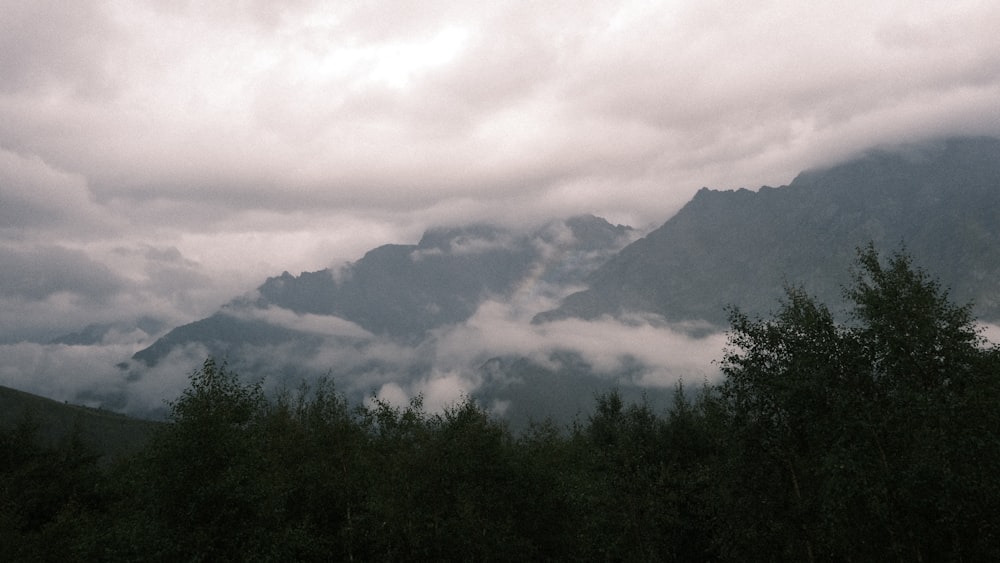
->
714, 245, 1000, 561
255, 378, 369, 560
130, 358, 277, 561
716, 287, 843, 560
842, 244, 1000, 559
356, 395, 537, 561
0, 414, 104, 561
660, 381, 724, 561
559, 390, 679, 561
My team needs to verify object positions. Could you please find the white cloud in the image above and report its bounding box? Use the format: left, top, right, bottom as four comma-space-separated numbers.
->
432, 299, 725, 386
232, 305, 373, 339
375, 370, 480, 414
0, 338, 200, 416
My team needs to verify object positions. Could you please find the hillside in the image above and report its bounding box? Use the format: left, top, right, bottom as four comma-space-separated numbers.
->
0, 384, 161, 462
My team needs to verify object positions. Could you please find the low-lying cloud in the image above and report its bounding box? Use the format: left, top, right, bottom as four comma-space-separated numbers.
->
8, 282, 999, 423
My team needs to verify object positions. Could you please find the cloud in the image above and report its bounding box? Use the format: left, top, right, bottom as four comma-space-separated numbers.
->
373, 370, 479, 414
3, 0, 1000, 411
0, 336, 197, 417
231, 305, 373, 339
4, 1, 998, 224
433, 299, 725, 385
980, 323, 1000, 347
411, 228, 518, 261
0, 245, 124, 301
0, 0, 119, 97
0, 239, 241, 343
0, 148, 112, 237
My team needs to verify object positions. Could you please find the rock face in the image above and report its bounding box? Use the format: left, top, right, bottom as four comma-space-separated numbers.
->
537, 136, 1000, 326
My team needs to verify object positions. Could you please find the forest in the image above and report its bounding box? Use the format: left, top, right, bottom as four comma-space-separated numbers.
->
3, 245, 999, 561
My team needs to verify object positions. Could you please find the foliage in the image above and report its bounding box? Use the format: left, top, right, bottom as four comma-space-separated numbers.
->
0, 414, 104, 560
715, 245, 1000, 561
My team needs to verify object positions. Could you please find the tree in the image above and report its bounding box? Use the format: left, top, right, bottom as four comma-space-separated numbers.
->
844, 244, 1000, 559
356, 395, 537, 561
0, 412, 110, 560
716, 287, 843, 560
714, 245, 1000, 560
134, 358, 277, 561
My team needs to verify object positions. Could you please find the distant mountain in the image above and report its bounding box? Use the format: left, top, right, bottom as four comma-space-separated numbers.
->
537, 136, 1000, 326
252, 216, 636, 338
132, 215, 635, 367
131, 312, 326, 367
255, 224, 536, 339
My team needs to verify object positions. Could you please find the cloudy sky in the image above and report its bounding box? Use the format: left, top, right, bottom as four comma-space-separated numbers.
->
3, 1, 1000, 400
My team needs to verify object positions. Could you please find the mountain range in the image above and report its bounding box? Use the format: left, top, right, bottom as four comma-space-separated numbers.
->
131, 215, 636, 366
539, 136, 1000, 326
73, 136, 1000, 422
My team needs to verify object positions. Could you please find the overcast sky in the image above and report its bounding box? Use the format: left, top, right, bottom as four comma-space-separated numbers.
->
3, 0, 1000, 346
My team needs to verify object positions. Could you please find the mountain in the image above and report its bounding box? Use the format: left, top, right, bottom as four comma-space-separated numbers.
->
116, 136, 1000, 424
131, 312, 327, 367
537, 136, 1000, 326
132, 215, 636, 367
254, 224, 536, 340
251, 216, 637, 339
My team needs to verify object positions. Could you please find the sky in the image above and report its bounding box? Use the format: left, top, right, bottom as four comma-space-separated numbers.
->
3, 0, 1000, 407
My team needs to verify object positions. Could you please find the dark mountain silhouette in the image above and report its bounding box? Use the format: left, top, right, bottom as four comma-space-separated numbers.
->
537, 136, 1000, 326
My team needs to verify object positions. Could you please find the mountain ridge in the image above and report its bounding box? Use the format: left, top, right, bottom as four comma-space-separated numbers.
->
536, 136, 1000, 325
131, 215, 636, 367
